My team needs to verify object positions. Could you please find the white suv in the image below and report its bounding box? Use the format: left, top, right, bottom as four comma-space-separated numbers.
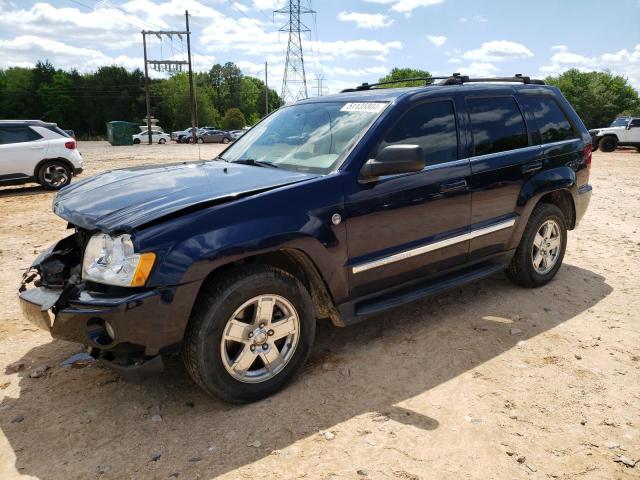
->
0, 120, 84, 189
590, 116, 640, 152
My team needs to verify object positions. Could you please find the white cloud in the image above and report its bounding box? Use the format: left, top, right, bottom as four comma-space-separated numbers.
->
232, 2, 250, 13
330, 66, 389, 76
457, 62, 499, 77
0, 2, 140, 49
252, 0, 276, 9
363, 0, 444, 14
539, 45, 640, 89
337, 11, 393, 28
458, 15, 488, 23
0, 35, 142, 72
551, 45, 568, 52
461, 40, 533, 62
427, 35, 447, 47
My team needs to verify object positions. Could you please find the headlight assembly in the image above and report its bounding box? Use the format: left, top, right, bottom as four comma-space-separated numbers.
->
82, 233, 156, 287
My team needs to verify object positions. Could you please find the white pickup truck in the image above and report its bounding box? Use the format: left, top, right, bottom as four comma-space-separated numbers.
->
590, 116, 640, 152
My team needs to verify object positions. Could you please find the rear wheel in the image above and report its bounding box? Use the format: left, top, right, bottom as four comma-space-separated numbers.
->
506, 203, 567, 288
222, 137, 230, 144
599, 136, 617, 153
183, 265, 315, 403
158, 138, 166, 144
37, 160, 72, 190
197, 137, 204, 144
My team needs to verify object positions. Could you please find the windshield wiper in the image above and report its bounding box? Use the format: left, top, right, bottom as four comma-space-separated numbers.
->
232, 158, 279, 168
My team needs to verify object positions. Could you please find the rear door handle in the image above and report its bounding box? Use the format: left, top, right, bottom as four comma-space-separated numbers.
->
440, 179, 468, 193
30, 145, 45, 150
522, 160, 543, 173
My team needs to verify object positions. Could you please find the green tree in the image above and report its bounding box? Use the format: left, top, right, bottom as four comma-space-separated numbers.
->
222, 108, 246, 130
377, 67, 432, 87
545, 69, 640, 128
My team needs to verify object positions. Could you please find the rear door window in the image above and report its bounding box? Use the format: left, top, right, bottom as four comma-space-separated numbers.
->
0, 126, 42, 144
466, 97, 528, 156
519, 95, 577, 143
378, 100, 458, 166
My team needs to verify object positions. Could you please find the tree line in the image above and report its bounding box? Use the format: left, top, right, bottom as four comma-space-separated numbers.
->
0, 61, 283, 138
378, 67, 640, 129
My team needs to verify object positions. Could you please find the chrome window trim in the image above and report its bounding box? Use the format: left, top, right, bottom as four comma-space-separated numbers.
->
351, 218, 516, 274
469, 138, 579, 163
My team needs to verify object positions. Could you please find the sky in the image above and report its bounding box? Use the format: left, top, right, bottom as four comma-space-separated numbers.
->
1, 0, 639, 99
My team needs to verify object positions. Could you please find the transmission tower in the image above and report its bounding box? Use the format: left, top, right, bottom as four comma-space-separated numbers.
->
275, 1, 315, 103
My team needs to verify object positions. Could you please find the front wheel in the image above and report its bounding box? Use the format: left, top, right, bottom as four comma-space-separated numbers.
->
599, 136, 617, 153
506, 203, 567, 288
158, 138, 166, 144
197, 137, 204, 144
183, 265, 315, 403
133, 138, 141, 145
222, 137, 230, 144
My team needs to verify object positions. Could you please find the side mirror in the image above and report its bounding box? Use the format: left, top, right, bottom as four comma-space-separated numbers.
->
360, 144, 425, 179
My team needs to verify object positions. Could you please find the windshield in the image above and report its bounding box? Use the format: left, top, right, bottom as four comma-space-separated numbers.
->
219, 101, 388, 173
609, 117, 629, 127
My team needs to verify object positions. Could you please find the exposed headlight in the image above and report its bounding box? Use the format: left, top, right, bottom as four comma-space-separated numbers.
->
82, 233, 156, 287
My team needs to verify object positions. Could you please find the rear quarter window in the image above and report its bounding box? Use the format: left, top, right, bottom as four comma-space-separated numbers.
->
519, 95, 578, 143
466, 96, 528, 156
0, 126, 43, 144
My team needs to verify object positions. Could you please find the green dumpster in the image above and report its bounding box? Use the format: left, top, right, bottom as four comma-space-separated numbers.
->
106, 121, 138, 146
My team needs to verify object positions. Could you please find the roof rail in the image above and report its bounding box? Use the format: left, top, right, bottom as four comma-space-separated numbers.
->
440, 73, 546, 85
340, 76, 454, 92
341, 73, 545, 92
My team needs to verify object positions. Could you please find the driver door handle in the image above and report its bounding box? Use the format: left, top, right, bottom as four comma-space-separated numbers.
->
440, 179, 468, 193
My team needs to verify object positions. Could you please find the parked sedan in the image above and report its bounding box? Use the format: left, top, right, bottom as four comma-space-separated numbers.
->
196, 129, 233, 144
133, 130, 170, 144
229, 129, 246, 140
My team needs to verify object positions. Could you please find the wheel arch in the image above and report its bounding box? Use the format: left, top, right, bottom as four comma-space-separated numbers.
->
33, 157, 75, 179
193, 248, 344, 327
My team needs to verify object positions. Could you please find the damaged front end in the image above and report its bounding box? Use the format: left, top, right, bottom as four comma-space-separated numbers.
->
17, 230, 193, 381
19, 232, 84, 330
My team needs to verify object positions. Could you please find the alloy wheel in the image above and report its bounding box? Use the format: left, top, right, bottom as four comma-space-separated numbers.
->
43, 164, 69, 188
220, 295, 300, 383
531, 219, 562, 274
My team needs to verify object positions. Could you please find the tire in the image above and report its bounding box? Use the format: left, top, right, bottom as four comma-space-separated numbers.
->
37, 160, 72, 190
222, 137, 230, 144
506, 203, 567, 288
158, 138, 166, 144
599, 136, 617, 153
635, 147, 640, 153
197, 137, 204, 144
183, 265, 316, 403
133, 138, 141, 145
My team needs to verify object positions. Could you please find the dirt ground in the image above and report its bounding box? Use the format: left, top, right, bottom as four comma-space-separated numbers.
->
0, 141, 638, 480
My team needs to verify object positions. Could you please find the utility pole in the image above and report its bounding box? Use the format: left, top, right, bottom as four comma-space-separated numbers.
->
185, 10, 197, 144
264, 61, 269, 116
275, 0, 315, 103
142, 32, 152, 145
141, 12, 196, 144
314, 75, 325, 97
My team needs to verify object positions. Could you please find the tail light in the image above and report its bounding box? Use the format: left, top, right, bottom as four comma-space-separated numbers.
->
64, 140, 76, 150
583, 144, 592, 182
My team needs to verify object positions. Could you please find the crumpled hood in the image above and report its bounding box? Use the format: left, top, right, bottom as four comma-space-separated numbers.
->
53, 161, 317, 233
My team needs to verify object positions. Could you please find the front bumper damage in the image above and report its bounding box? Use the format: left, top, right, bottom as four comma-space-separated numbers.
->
18, 233, 201, 380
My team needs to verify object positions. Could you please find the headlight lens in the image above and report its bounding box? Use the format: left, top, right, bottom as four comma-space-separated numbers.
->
82, 233, 156, 287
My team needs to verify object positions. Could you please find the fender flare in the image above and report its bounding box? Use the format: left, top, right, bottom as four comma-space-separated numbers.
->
507, 166, 577, 250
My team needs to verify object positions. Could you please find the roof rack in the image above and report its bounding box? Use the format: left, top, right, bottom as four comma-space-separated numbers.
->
340, 73, 545, 92
340, 76, 452, 92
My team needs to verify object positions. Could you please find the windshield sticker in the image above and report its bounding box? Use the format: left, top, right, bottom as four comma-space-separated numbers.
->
340, 102, 386, 113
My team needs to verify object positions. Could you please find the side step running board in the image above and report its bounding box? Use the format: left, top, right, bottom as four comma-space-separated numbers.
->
340, 261, 507, 323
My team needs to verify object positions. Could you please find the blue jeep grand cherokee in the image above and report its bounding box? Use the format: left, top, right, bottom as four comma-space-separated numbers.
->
19, 74, 592, 403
